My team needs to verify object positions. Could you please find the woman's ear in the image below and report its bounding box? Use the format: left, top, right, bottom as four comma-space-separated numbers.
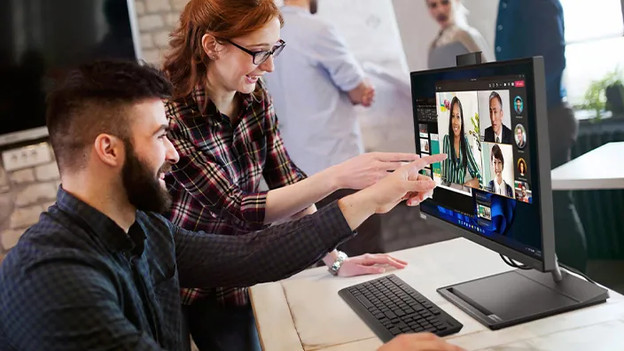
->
201, 33, 221, 61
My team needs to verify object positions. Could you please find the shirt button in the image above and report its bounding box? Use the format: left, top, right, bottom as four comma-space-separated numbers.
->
497, 24, 503, 31
496, 46, 502, 53
502, 2, 507, 8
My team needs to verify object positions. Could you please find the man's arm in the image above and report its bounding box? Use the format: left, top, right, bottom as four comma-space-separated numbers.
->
175, 155, 446, 289
0, 259, 165, 350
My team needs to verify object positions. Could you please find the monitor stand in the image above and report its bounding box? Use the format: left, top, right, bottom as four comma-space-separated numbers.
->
437, 265, 609, 330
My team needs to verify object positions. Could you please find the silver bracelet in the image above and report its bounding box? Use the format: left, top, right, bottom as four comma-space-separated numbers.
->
328, 251, 348, 276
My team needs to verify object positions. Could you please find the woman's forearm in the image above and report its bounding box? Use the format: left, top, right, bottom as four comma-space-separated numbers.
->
264, 166, 341, 224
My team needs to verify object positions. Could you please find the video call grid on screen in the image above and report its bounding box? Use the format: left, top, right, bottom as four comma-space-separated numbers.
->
424, 76, 533, 203
413, 72, 542, 260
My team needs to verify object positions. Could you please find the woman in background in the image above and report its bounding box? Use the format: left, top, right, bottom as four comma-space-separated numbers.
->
426, 0, 492, 69
162, 0, 412, 349
441, 96, 482, 187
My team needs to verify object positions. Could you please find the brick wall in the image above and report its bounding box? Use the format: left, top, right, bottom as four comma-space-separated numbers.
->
0, 0, 188, 257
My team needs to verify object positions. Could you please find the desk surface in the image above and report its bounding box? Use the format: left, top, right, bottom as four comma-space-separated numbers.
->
551, 141, 624, 190
250, 238, 624, 351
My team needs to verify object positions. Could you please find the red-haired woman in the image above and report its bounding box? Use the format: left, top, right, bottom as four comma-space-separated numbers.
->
162, 0, 414, 349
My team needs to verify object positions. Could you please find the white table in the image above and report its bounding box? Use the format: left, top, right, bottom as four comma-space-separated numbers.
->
551, 142, 624, 190
250, 238, 624, 351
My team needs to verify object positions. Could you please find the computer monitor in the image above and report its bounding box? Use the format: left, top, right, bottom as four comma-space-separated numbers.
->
410, 57, 608, 330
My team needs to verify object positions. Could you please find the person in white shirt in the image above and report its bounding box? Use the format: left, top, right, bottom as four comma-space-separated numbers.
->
264, 0, 374, 177
486, 144, 513, 197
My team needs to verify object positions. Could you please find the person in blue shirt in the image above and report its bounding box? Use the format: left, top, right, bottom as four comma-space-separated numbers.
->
495, 0, 587, 271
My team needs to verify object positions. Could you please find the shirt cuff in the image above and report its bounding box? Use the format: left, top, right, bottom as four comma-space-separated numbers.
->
311, 201, 357, 250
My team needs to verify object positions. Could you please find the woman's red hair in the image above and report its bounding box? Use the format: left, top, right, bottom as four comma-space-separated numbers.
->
163, 0, 283, 100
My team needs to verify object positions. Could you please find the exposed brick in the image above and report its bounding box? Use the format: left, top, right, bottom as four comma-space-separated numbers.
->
0, 192, 14, 224
35, 162, 60, 181
9, 205, 42, 229
141, 33, 154, 49
138, 14, 164, 31
153, 30, 171, 48
15, 182, 57, 207
134, 0, 146, 16
165, 13, 180, 27
171, 0, 189, 12
1, 229, 25, 251
9, 168, 35, 184
146, 0, 171, 13
142, 49, 163, 65
41, 201, 56, 212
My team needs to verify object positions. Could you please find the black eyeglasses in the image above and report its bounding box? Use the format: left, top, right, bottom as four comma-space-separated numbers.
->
226, 39, 286, 65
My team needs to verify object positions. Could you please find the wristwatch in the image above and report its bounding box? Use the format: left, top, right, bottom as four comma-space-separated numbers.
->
328, 251, 348, 276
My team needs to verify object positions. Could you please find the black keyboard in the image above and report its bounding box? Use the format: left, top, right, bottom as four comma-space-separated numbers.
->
338, 274, 463, 342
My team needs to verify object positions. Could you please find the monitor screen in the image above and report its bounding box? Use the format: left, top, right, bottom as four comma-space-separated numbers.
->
411, 58, 555, 272
0, 0, 139, 146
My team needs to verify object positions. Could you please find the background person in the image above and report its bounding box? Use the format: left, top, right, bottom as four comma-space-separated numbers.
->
484, 91, 512, 144
426, 0, 492, 69
162, 0, 414, 349
0, 60, 455, 351
486, 144, 513, 197
496, 0, 587, 271
264, 0, 383, 256
441, 96, 481, 188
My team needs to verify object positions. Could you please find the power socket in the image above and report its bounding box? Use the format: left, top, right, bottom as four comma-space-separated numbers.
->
1, 142, 52, 172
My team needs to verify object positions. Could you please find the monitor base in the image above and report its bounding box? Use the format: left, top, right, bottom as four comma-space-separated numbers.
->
437, 269, 609, 330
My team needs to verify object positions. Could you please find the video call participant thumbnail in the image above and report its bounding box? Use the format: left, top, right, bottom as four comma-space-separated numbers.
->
514, 124, 526, 148
514, 95, 524, 114
484, 91, 512, 144
486, 144, 513, 197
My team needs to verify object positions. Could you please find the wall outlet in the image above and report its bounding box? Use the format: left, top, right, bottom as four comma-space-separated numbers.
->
1, 142, 52, 172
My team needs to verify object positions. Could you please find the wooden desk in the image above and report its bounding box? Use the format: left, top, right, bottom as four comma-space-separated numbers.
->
250, 238, 624, 351
551, 142, 624, 190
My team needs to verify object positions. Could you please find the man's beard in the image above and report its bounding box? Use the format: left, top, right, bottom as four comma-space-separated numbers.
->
122, 141, 172, 213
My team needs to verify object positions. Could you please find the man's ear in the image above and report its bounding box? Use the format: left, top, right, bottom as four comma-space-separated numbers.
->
201, 33, 221, 61
93, 134, 124, 168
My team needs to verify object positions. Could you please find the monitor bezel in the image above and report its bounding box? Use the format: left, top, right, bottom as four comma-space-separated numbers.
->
410, 57, 556, 273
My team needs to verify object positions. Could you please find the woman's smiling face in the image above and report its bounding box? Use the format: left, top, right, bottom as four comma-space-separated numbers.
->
451, 103, 462, 137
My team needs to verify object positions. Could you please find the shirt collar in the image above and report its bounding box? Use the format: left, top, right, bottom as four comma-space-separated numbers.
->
188, 85, 258, 120
55, 186, 143, 255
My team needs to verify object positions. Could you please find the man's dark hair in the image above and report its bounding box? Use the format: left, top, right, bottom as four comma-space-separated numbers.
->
515, 96, 521, 103
491, 144, 504, 166
489, 91, 503, 108
46, 60, 172, 173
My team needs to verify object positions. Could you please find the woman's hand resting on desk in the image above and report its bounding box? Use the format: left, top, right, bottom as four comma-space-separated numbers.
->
338, 253, 408, 277
379, 333, 465, 351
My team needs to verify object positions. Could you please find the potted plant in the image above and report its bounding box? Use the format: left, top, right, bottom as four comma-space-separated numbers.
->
580, 67, 624, 120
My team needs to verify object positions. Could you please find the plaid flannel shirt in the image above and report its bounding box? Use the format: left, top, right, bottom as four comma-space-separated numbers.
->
165, 80, 306, 306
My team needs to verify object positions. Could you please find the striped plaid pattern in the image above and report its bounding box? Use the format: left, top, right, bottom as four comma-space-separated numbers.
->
165, 80, 306, 306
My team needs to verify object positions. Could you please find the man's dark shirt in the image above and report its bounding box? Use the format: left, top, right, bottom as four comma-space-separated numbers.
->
0, 188, 354, 350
